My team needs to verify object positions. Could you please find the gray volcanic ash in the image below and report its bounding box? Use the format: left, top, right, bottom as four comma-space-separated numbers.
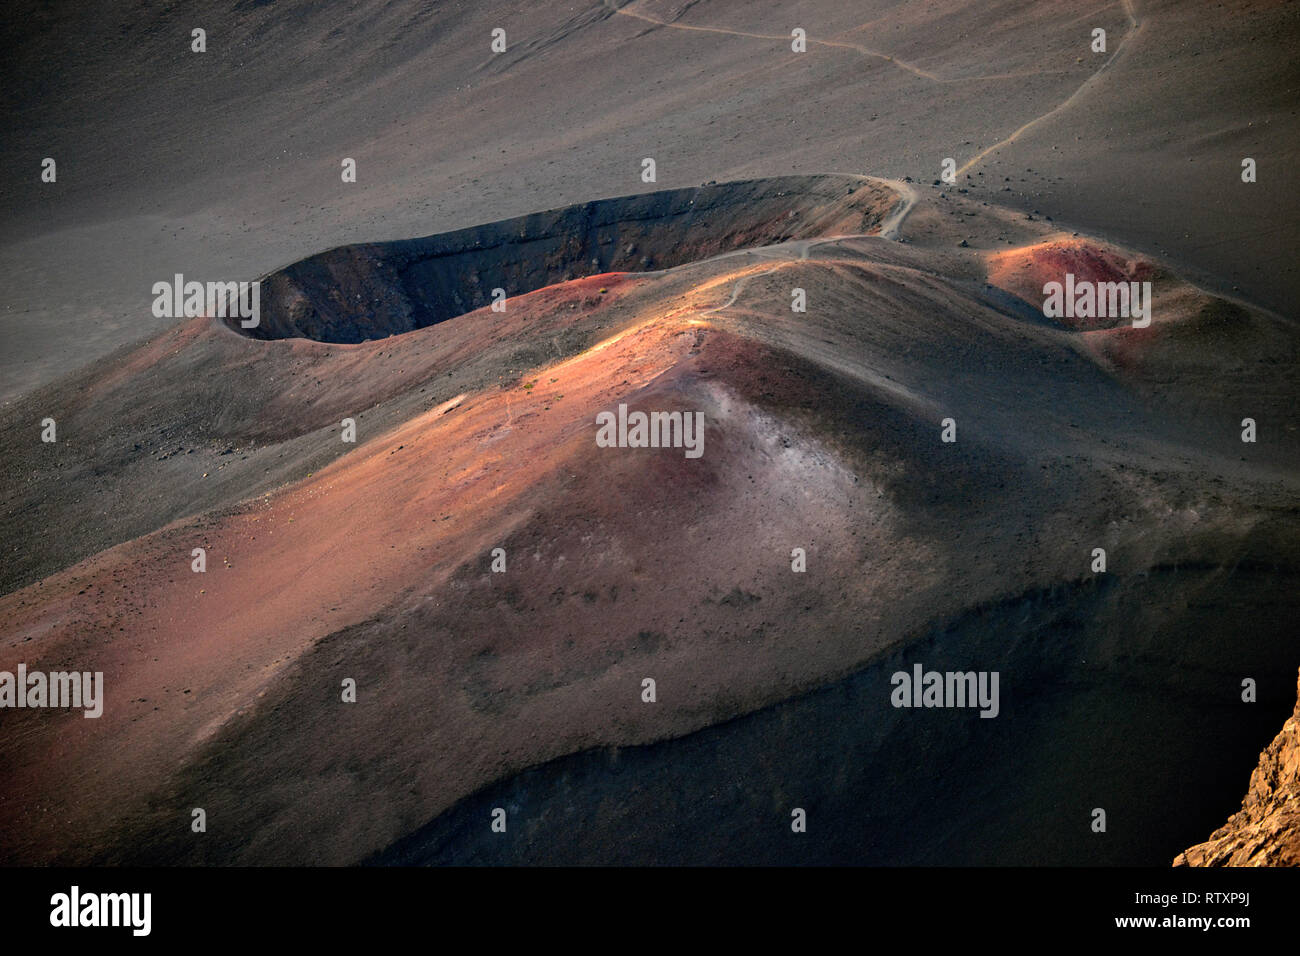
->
1, 0, 1298, 869
2, 175, 1297, 865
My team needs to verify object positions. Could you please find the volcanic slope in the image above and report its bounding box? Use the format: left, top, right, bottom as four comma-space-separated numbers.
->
0, 175, 1296, 865
4, 0, 1297, 403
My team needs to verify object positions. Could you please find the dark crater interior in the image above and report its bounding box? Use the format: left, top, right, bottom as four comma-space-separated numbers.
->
230, 175, 896, 343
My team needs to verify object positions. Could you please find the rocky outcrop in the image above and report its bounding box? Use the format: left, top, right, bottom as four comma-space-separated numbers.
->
1175, 668, 1300, 867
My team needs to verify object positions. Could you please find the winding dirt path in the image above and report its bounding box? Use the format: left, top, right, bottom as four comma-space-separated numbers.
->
605, 0, 1075, 86
956, 0, 1141, 176
604, 0, 1142, 179
700, 177, 918, 315
606, 0, 940, 81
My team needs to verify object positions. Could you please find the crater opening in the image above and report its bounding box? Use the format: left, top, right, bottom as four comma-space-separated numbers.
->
228, 175, 899, 343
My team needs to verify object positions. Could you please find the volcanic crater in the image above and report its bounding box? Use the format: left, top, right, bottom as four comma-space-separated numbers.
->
237, 175, 899, 343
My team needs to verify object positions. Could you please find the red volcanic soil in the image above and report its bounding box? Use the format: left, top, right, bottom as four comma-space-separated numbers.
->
0, 296, 937, 864
985, 236, 1300, 417
0, 180, 1296, 866
986, 238, 1157, 330
0, 0, 1296, 868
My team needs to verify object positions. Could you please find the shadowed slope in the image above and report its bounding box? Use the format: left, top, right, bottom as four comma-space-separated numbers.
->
0, 181, 1296, 865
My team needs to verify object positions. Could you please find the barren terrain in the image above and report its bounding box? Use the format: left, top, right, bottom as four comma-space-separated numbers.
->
1, 1, 1297, 866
